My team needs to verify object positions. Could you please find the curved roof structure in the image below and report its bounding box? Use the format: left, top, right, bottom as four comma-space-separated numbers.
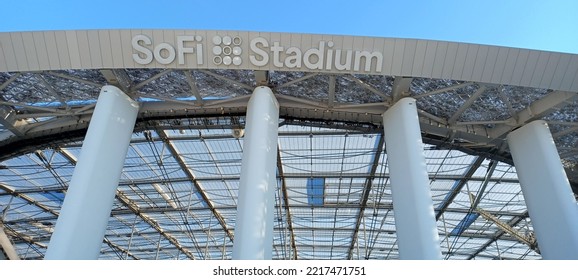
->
0, 30, 577, 260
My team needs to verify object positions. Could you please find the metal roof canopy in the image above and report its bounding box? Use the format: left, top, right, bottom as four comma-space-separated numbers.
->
0, 30, 577, 260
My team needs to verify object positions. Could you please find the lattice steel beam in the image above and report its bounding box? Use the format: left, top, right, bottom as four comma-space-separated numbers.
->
466, 212, 530, 260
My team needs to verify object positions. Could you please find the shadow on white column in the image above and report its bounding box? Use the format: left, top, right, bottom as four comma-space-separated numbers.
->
232, 86, 279, 260
507, 120, 578, 259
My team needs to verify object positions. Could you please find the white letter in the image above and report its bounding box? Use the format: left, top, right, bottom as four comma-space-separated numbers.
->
271, 41, 284, 67
250, 37, 269, 67
284, 47, 302, 68
154, 43, 176, 65
354, 51, 383, 72
177, 36, 196, 65
334, 49, 352, 71
325, 41, 334, 70
132, 35, 153, 65
303, 41, 325, 70
196, 43, 203, 65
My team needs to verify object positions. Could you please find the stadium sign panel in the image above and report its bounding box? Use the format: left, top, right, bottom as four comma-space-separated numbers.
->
2, 30, 578, 92
131, 34, 383, 73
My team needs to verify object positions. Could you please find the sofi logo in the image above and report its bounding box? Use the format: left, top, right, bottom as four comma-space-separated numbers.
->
211, 35, 243, 66
131, 34, 383, 73
132, 34, 204, 65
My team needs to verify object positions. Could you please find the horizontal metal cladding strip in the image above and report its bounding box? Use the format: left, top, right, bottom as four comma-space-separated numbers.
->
1, 30, 578, 91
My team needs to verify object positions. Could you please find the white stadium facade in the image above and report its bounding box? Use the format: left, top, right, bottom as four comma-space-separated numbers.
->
0, 30, 577, 260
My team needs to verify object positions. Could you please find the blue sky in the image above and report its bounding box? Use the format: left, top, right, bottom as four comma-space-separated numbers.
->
1, 0, 577, 54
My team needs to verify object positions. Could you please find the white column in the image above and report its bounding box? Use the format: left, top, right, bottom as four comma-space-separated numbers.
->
232, 86, 279, 260
45, 86, 139, 260
383, 97, 442, 260
507, 120, 578, 259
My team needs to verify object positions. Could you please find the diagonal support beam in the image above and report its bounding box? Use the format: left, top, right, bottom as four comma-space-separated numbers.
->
553, 126, 578, 139
343, 75, 390, 101
435, 156, 485, 220
185, 70, 204, 106
155, 129, 234, 242
0, 181, 136, 259
198, 70, 254, 91
470, 160, 498, 210
0, 106, 25, 137
2, 224, 48, 253
276, 148, 297, 259
0, 184, 59, 218
45, 72, 102, 88
347, 133, 385, 260
0, 73, 21, 93
490, 91, 578, 138
413, 82, 475, 99
131, 69, 172, 91
36, 74, 67, 108
103, 237, 140, 260
115, 190, 197, 259
448, 86, 486, 124
469, 193, 538, 252
274, 73, 319, 89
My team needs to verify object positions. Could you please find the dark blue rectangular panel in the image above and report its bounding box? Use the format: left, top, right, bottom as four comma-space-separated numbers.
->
41, 191, 65, 203
306, 178, 325, 206
450, 213, 480, 236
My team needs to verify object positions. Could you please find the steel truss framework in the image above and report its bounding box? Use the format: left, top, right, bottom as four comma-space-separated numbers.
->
0, 64, 577, 260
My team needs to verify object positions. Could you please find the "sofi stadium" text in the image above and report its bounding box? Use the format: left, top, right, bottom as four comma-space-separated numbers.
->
132, 34, 384, 72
